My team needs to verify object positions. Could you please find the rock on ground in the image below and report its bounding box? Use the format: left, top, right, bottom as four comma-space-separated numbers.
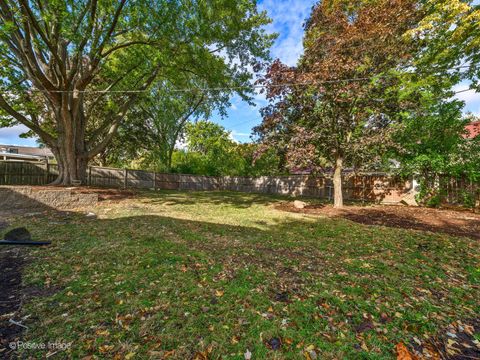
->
293, 200, 307, 209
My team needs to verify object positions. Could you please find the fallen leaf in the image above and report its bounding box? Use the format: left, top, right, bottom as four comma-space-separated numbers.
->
95, 329, 110, 336
99, 345, 114, 354
361, 342, 369, 352
163, 349, 175, 358
192, 350, 209, 360
304, 349, 318, 360
396, 342, 418, 360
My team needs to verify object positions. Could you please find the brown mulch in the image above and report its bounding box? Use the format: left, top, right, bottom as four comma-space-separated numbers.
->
73, 187, 137, 202
275, 202, 480, 240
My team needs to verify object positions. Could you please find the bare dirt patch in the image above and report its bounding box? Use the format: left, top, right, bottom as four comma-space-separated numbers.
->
73, 187, 137, 202
275, 202, 480, 240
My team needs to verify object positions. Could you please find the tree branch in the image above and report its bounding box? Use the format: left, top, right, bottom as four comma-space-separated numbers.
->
86, 64, 161, 157
18, 0, 65, 74
90, 0, 126, 64
101, 40, 155, 58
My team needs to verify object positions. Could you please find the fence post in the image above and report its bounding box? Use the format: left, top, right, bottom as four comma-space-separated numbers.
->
153, 171, 157, 190
124, 168, 128, 189
87, 166, 92, 186
44, 162, 50, 185
362, 175, 365, 205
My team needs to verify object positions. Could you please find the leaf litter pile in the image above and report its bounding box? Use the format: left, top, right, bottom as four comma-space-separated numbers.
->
0, 190, 479, 359
276, 202, 480, 240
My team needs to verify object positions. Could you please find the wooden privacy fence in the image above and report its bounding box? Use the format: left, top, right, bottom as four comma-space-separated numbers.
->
1, 160, 478, 206
0, 161, 58, 185
0, 160, 415, 203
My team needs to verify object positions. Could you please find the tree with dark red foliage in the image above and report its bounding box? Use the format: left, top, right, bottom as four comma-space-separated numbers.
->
254, 0, 420, 207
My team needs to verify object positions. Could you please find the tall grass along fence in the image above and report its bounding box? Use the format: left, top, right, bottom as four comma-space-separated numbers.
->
1, 160, 478, 207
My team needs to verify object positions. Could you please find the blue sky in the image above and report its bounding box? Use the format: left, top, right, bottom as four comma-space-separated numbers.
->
1, 0, 479, 146
212, 0, 316, 143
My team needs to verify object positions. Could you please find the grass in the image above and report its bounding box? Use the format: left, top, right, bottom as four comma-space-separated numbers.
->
5, 190, 480, 359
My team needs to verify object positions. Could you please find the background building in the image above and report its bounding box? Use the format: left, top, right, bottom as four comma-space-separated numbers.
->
0, 144, 55, 162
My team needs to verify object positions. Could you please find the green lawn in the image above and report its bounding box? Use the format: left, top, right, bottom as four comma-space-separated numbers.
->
7, 191, 480, 359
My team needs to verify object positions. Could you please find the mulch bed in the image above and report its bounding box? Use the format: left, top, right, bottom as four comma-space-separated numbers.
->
275, 202, 480, 240
0, 248, 27, 359
73, 187, 137, 202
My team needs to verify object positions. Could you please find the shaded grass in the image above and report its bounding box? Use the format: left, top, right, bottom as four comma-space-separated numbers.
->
3, 190, 479, 359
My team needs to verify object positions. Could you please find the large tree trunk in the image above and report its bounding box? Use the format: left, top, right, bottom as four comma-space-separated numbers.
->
333, 155, 343, 208
50, 136, 89, 186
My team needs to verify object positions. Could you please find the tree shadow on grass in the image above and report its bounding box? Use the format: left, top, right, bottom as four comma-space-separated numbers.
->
0, 187, 73, 359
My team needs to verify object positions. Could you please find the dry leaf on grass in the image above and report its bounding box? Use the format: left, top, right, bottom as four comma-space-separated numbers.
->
396, 342, 418, 360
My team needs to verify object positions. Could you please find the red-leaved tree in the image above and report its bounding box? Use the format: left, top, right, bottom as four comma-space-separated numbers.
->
255, 0, 421, 207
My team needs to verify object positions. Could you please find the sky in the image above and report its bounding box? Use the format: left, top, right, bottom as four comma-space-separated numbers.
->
1, 0, 479, 146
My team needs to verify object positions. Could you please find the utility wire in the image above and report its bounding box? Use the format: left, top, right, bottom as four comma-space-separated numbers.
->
454, 87, 477, 95
0, 76, 383, 95
0, 65, 477, 95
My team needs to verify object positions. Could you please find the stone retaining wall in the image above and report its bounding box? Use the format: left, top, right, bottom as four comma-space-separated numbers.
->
0, 186, 98, 210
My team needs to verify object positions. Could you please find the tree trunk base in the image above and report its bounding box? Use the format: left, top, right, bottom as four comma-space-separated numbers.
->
333, 156, 344, 208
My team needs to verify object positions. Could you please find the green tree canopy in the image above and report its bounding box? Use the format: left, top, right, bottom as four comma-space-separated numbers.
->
0, 0, 274, 184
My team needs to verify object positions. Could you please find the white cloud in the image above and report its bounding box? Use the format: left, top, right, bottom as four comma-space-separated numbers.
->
230, 130, 252, 143
0, 124, 38, 146
231, 131, 250, 137
259, 0, 314, 66
0, 124, 29, 137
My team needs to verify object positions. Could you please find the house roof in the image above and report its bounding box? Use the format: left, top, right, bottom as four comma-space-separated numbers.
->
0, 144, 54, 157
0, 152, 48, 161
464, 121, 480, 139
